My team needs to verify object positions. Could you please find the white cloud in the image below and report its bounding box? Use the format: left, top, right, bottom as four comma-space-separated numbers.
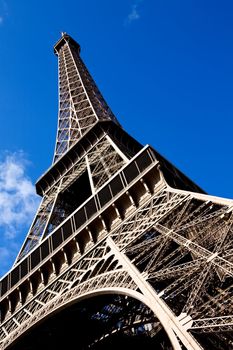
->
0, 151, 40, 275
125, 1, 143, 25
0, 152, 39, 239
128, 5, 140, 22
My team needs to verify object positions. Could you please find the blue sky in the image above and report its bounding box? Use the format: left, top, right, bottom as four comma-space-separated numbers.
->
0, 0, 233, 275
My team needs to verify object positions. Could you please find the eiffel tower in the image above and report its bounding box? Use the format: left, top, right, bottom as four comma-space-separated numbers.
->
0, 33, 233, 350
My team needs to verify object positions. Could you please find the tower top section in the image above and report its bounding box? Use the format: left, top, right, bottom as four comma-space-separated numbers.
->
52, 32, 119, 163
54, 32, 80, 56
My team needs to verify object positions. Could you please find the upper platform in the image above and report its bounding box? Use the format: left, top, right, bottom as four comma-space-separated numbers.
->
54, 32, 81, 55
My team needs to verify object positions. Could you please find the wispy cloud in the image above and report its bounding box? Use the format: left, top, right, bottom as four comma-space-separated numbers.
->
0, 151, 39, 238
125, 1, 143, 25
128, 4, 140, 23
0, 151, 40, 275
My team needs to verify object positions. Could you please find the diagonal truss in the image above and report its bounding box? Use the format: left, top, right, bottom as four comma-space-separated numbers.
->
0, 33, 233, 350
1, 177, 233, 349
15, 133, 129, 262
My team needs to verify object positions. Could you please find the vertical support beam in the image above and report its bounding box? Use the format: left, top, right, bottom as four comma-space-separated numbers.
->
107, 237, 203, 350
16, 288, 22, 309
140, 178, 152, 194
126, 190, 137, 208
112, 203, 123, 220
61, 248, 69, 267
85, 155, 95, 194
99, 214, 109, 232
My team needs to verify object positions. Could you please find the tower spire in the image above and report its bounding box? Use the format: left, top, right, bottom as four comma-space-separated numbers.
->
53, 33, 119, 163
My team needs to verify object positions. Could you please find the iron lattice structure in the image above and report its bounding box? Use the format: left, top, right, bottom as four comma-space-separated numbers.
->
0, 33, 233, 349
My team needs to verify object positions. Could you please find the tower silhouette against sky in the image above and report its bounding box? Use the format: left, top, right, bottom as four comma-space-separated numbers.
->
0, 33, 233, 349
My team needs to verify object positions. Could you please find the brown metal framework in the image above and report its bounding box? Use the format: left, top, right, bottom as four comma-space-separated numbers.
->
0, 33, 232, 349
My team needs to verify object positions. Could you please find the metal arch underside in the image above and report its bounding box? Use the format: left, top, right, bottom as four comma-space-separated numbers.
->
8, 293, 173, 350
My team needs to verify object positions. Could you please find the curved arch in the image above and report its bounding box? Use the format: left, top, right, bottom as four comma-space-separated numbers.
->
4, 285, 181, 350
66, 287, 182, 350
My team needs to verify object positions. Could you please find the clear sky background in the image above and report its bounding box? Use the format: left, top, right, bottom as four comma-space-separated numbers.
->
0, 0, 233, 275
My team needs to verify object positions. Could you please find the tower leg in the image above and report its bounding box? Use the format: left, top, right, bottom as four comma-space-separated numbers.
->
107, 237, 203, 350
